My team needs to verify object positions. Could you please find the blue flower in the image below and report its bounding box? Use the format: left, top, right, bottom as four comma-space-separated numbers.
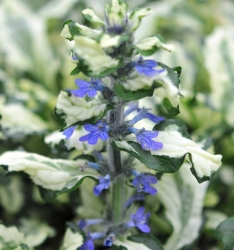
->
80, 232, 105, 250
128, 107, 165, 126
93, 174, 111, 196
80, 235, 94, 250
79, 121, 109, 145
62, 125, 78, 139
124, 193, 145, 208
127, 127, 163, 151
103, 233, 116, 247
124, 102, 139, 117
78, 219, 104, 230
70, 78, 104, 98
132, 171, 157, 195
132, 57, 165, 76
127, 207, 151, 233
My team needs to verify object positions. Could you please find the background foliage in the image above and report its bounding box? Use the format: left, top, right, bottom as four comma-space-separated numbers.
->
0, 0, 233, 249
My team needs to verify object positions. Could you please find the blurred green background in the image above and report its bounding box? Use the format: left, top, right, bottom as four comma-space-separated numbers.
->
0, 0, 233, 249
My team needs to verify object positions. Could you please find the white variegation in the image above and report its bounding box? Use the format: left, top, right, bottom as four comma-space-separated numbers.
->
157, 164, 208, 250
0, 224, 26, 249
0, 151, 98, 191
60, 24, 72, 39
20, 219, 55, 248
0, 103, 47, 139
123, 71, 179, 109
74, 36, 119, 75
115, 235, 150, 250
82, 8, 104, 25
135, 36, 174, 53
151, 126, 222, 180
100, 34, 122, 48
45, 130, 105, 154
60, 228, 83, 250
129, 8, 152, 31
106, 0, 128, 25
75, 23, 101, 39
56, 91, 107, 127
113, 141, 139, 155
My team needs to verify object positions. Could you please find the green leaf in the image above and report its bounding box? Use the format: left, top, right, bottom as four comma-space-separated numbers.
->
162, 98, 180, 116
0, 151, 98, 201
82, 8, 104, 25
157, 164, 209, 250
128, 234, 164, 250
112, 141, 185, 173
215, 218, 234, 250
115, 235, 152, 250
55, 90, 113, 131
61, 20, 82, 41
70, 65, 81, 75
110, 245, 128, 250
129, 8, 152, 31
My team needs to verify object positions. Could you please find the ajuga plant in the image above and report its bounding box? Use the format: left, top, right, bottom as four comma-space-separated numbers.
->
0, 0, 222, 249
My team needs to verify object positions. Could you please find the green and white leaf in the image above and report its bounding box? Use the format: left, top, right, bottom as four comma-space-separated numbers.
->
122, 64, 180, 115
74, 36, 119, 76
60, 20, 101, 40
0, 175, 24, 214
129, 8, 152, 31
0, 151, 98, 193
105, 0, 128, 25
204, 27, 234, 126
60, 227, 83, 250
55, 91, 109, 130
115, 235, 152, 250
152, 122, 222, 182
82, 8, 104, 25
100, 34, 122, 49
135, 35, 174, 56
0, 224, 29, 250
0, 103, 47, 140
157, 164, 208, 250
19, 219, 55, 248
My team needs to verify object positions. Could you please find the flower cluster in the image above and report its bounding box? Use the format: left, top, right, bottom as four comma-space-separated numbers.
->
58, 0, 173, 248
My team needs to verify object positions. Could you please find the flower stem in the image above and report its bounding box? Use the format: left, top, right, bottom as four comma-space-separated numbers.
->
107, 102, 125, 225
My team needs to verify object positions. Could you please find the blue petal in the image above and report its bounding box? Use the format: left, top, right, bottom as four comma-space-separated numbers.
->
146, 113, 165, 123
62, 126, 77, 139
75, 79, 90, 87
80, 238, 95, 250
79, 133, 92, 142
136, 223, 151, 233
87, 133, 99, 145
70, 89, 88, 97
87, 89, 97, 97
142, 60, 158, 68
93, 183, 104, 196
150, 141, 163, 150
99, 131, 109, 141
142, 175, 157, 184
84, 124, 97, 132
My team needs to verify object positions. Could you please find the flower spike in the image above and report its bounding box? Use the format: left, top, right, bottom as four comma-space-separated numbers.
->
93, 174, 111, 196
127, 207, 151, 233
79, 121, 109, 145
70, 78, 104, 98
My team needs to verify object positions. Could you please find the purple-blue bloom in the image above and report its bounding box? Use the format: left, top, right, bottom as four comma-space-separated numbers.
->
127, 207, 151, 233
132, 57, 165, 76
70, 78, 104, 98
132, 171, 157, 195
79, 121, 109, 145
62, 125, 78, 139
78, 219, 104, 230
123, 102, 139, 117
93, 174, 111, 196
103, 233, 116, 247
124, 193, 145, 208
80, 235, 94, 250
127, 127, 163, 151
128, 107, 165, 126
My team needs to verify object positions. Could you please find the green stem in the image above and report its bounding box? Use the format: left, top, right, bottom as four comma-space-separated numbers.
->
107, 102, 125, 225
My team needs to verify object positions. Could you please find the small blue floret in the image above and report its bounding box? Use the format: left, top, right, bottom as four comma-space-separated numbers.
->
127, 207, 151, 233
80, 236, 95, 250
93, 174, 111, 196
132, 57, 165, 76
70, 78, 104, 98
79, 121, 109, 145
62, 125, 78, 139
103, 233, 116, 247
132, 171, 157, 195
127, 127, 163, 151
